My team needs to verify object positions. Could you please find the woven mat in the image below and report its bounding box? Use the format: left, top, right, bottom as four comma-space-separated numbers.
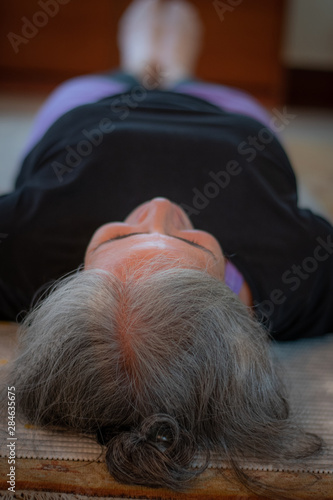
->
1, 322, 333, 474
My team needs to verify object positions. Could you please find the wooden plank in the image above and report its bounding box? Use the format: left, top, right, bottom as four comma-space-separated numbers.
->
0, 457, 333, 499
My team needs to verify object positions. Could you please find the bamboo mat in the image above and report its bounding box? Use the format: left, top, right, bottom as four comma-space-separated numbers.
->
1, 322, 333, 476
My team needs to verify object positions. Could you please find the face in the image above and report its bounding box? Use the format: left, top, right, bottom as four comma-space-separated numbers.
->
84, 198, 225, 280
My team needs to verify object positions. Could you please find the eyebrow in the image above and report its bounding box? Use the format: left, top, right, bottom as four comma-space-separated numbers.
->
93, 232, 216, 259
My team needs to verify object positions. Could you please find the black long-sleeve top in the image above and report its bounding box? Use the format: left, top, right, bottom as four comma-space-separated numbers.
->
0, 90, 332, 339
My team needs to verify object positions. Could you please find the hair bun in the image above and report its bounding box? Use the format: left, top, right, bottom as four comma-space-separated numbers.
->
139, 413, 180, 451
103, 413, 208, 490
97, 414, 180, 450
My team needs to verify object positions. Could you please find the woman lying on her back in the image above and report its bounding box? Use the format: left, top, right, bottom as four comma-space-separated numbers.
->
1, 0, 332, 497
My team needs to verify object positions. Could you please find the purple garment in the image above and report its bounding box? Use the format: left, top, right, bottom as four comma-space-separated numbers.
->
21, 76, 129, 157
224, 260, 244, 295
174, 81, 273, 130
22, 74, 273, 157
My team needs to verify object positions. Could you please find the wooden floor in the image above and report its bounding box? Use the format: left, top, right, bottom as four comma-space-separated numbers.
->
1, 457, 333, 499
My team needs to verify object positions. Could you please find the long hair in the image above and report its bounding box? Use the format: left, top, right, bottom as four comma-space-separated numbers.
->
0, 258, 322, 497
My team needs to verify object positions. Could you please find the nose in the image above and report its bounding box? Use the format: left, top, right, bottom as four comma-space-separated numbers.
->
141, 197, 177, 233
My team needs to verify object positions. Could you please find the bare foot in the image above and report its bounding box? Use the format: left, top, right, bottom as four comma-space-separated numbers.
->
158, 0, 203, 88
117, 0, 164, 83
118, 0, 203, 88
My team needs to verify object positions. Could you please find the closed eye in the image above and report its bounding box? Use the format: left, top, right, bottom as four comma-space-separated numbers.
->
93, 232, 216, 259
111, 233, 200, 245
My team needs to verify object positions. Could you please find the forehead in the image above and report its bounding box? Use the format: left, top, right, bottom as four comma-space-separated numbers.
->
93, 243, 206, 280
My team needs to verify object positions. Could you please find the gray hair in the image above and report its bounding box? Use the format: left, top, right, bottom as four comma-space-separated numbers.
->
1, 258, 322, 496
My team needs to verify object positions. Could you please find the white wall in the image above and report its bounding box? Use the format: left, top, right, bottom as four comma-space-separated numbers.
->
282, 0, 333, 70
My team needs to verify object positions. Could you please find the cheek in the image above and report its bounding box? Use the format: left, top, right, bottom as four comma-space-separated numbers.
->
89, 223, 127, 247
88, 223, 114, 245
203, 235, 224, 258
192, 232, 223, 256
84, 223, 125, 265
84, 249, 93, 268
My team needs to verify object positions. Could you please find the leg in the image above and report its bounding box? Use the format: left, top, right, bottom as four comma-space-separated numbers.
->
118, 0, 203, 89
120, 0, 272, 129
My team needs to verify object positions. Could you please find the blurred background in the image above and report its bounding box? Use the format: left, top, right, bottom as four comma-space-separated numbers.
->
0, 0, 332, 220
